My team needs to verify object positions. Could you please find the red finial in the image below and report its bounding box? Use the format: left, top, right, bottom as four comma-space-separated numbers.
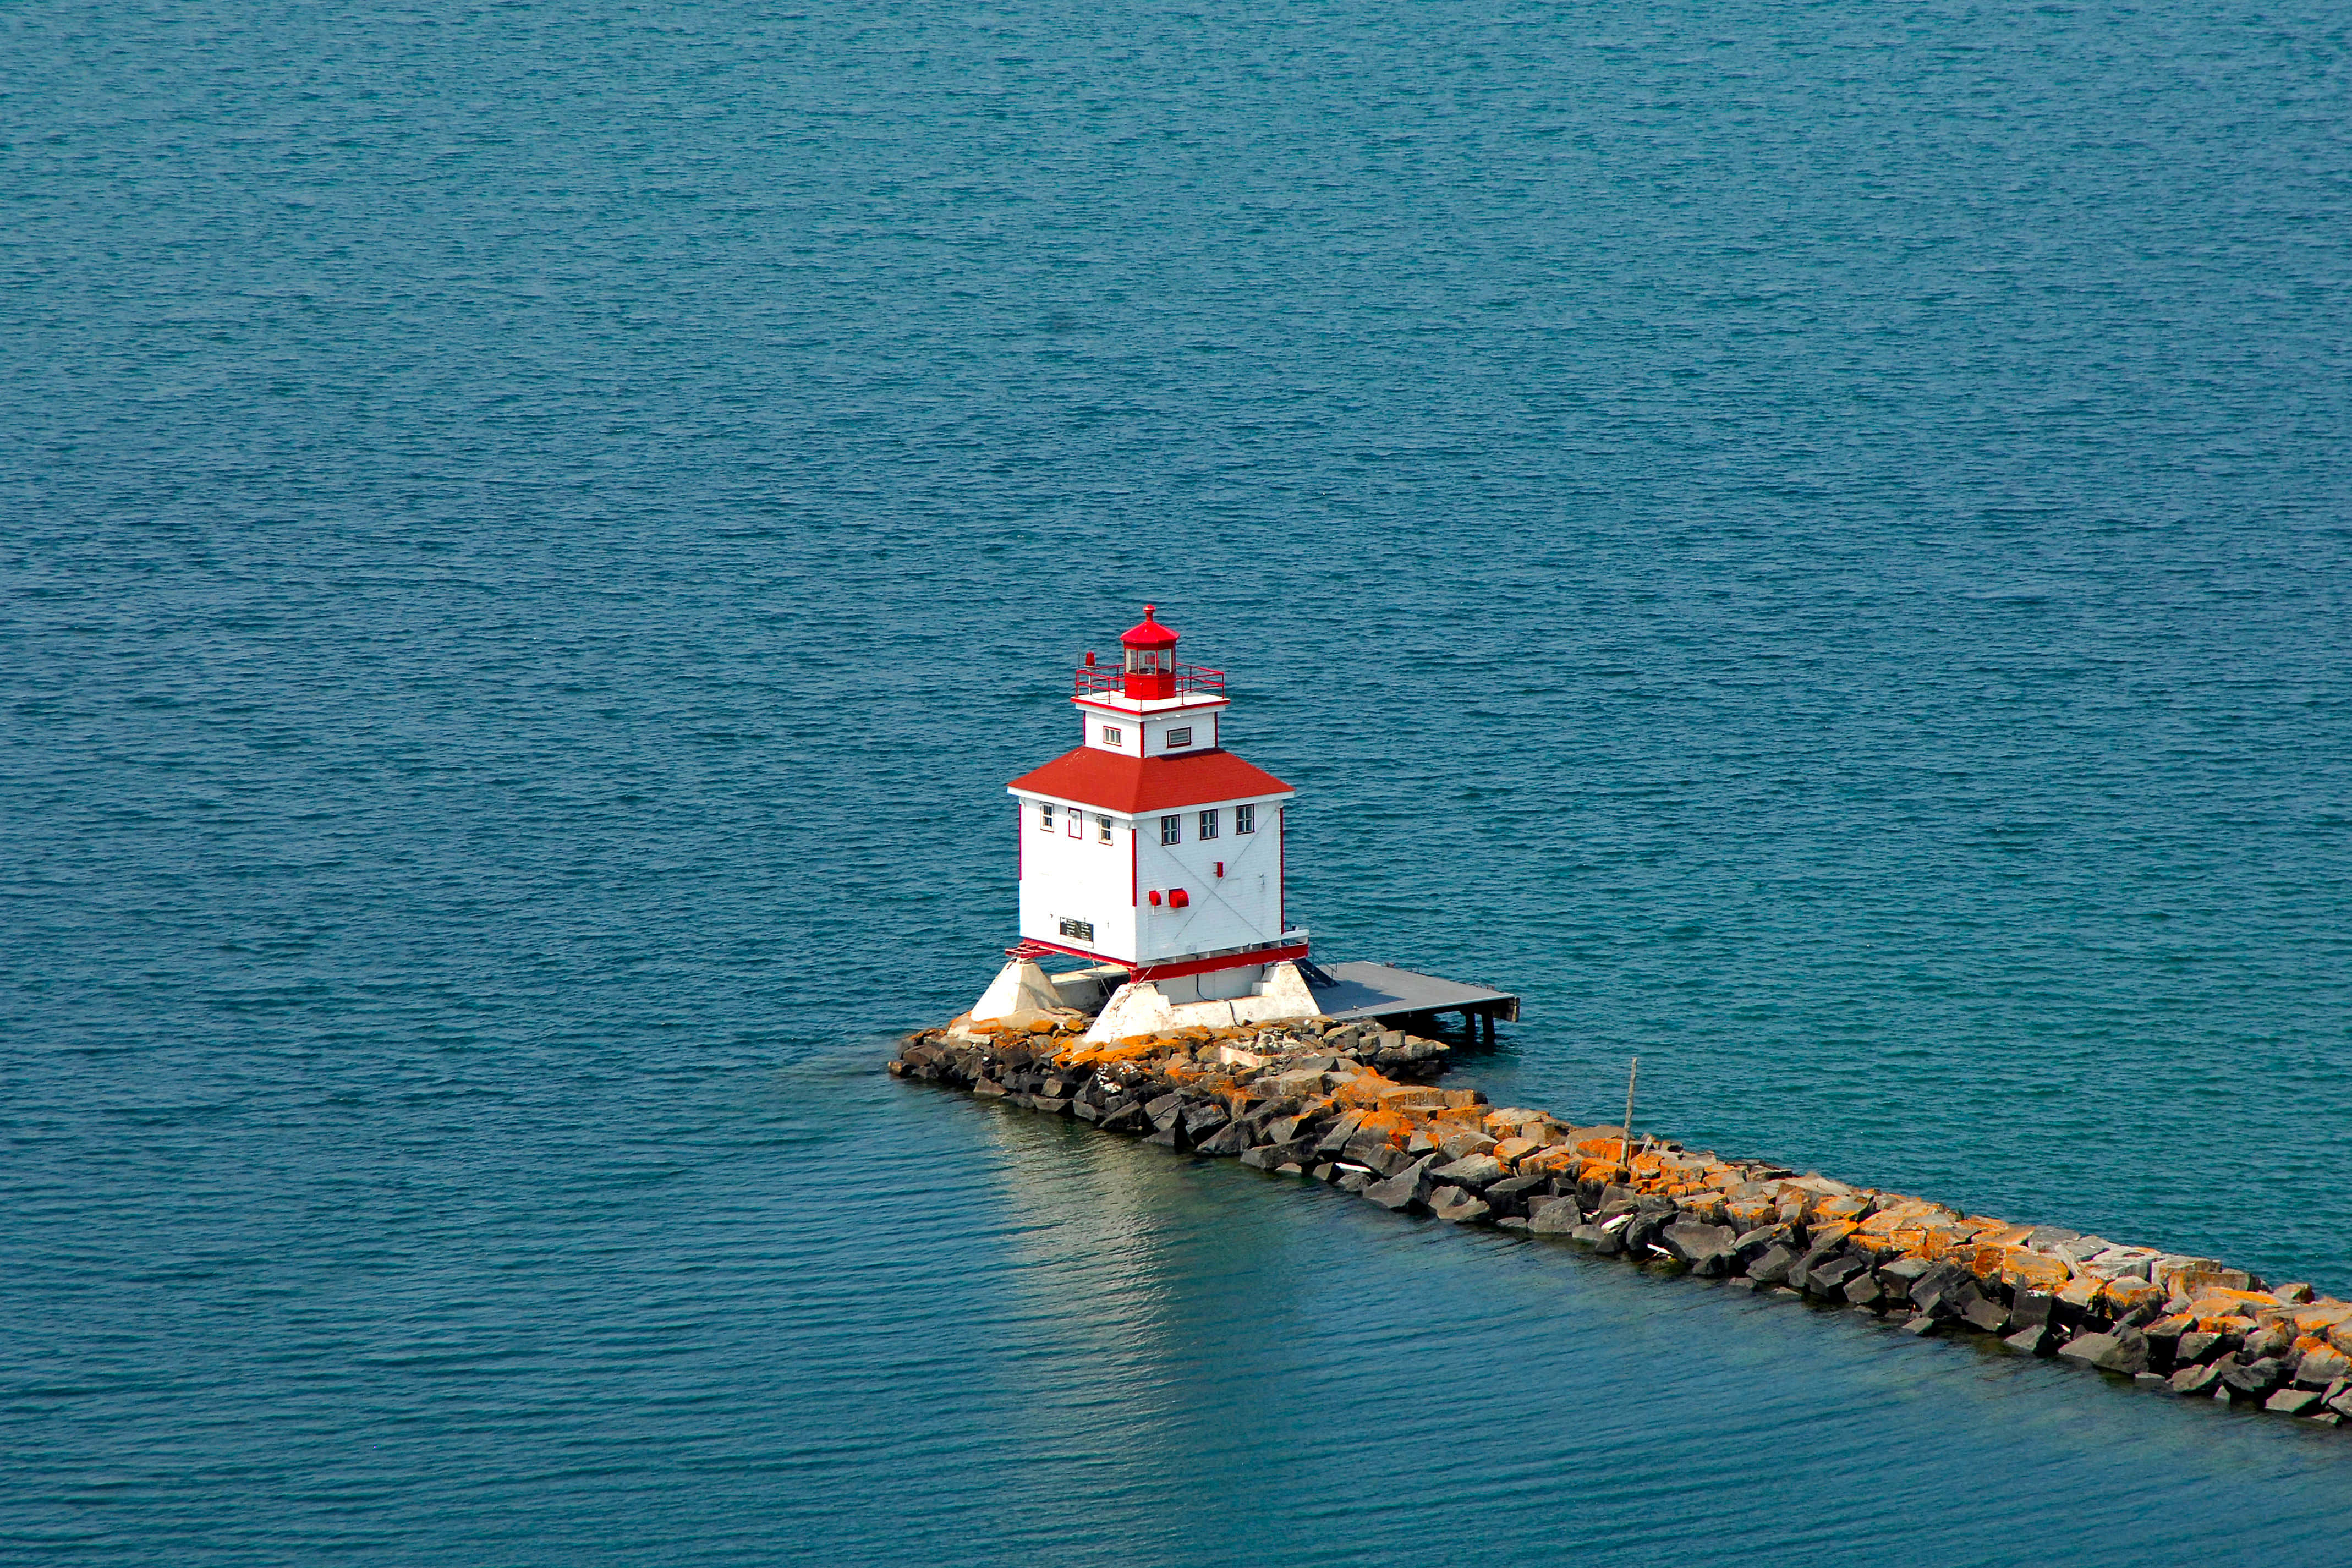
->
1120, 605, 1179, 649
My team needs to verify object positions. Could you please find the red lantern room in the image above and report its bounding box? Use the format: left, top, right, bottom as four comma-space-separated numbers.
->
1120, 604, 1182, 699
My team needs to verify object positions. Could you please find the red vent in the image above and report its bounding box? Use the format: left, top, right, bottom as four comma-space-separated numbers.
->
1214, 860, 1223, 878
1168, 888, 1189, 909
1147, 890, 1163, 906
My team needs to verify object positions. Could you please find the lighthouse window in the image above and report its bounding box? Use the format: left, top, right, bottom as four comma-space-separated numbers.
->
1096, 813, 1112, 843
1067, 806, 1082, 838
1164, 727, 1192, 749
1235, 804, 1256, 834
1039, 803, 1054, 831
1101, 725, 1123, 747
1161, 814, 1181, 845
1198, 809, 1219, 840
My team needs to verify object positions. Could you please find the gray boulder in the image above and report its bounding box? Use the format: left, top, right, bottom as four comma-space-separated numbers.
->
2008, 1290, 2057, 1333
1431, 1154, 1507, 1191
1528, 1196, 1582, 1235
1362, 1155, 1438, 1211
1804, 1256, 1866, 1296
2172, 1362, 2225, 1395
1438, 1131, 1498, 1161
2243, 1321, 2294, 1361
1428, 1186, 1490, 1224
1662, 1222, 1739, 1276
1962, 1296, 2011, 1335
1313, 1111, 1366, 1158
1747, 1245, 1798, 1286
1876, 1255, 1933, 1290
2222, 1357, 2288, 1401
1907, 1261, 1968, 1314
2059, 1330, 2150, 1376
2293, 1346, 2351, 1388
1194, 1122, 1250, 1157
1484, 1174, 1549, 1216
1572, 1223, 1623, 1255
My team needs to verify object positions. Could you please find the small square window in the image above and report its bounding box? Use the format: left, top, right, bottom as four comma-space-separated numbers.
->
1039, 802, 1055, 831
1096, 813, 1113, 843
1165, 727, 1192, 749
1101, 725, 1123, 747
1235, 803, 1256, 834
1161, 814, 1181, 846
1198, 809, 1219, 840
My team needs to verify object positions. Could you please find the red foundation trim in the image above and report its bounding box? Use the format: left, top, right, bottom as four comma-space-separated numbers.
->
1129, 941, 1309, 984
1017, 935, 1128, 969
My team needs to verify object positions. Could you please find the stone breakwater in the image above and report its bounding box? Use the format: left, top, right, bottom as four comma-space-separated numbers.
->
892, 1013, 2352, 1431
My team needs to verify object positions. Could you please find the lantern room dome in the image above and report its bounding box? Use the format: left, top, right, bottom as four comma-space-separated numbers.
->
1120, 605, 1180, 649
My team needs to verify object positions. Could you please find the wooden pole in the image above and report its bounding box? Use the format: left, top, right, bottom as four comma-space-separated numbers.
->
1619, 1055, 1640, 1178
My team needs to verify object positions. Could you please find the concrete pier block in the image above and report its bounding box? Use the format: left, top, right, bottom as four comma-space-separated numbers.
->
969, 958, 1066, 1024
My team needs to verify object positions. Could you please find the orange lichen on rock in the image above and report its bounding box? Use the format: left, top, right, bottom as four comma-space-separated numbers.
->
1054, 1038, 1161, 1068
1999, 1249, 2072, 1292
1333, 1073, 1400, 1109
2167, 1265, 2253, 1298
1679, 1192, 1730, 1226
2190, 1288, 2282, 1320
2291, 1300, 2352, 1333
1855, 1201, 1927, 1237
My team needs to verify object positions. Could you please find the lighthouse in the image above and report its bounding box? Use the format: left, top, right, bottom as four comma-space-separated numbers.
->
967, 606, 1319, 1041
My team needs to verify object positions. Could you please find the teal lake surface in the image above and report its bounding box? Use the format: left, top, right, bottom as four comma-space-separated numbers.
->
7, 0, 2352, 1561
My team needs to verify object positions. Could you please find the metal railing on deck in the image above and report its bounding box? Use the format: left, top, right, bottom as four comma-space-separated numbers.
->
1073, 663, 1227, 698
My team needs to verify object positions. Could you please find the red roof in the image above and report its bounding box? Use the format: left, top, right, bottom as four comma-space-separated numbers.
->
1008, 747, 1293, 813
1120, 604, 1180, 649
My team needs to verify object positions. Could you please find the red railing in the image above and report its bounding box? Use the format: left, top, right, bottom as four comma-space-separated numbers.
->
1073, 662, 1227, 698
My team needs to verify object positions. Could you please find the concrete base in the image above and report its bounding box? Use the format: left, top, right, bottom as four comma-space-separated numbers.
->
1083, 961, 1320, 1044
969, 958, 1066, 1026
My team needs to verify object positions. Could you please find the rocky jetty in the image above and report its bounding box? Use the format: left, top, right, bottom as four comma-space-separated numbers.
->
892, 1013, 2352, 1432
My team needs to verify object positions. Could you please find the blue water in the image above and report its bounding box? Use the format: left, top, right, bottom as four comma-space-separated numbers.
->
7, 0, 2352, 1560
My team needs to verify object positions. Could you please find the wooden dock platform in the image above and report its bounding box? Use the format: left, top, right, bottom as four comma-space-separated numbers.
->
1298, 960, 1519, 1044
